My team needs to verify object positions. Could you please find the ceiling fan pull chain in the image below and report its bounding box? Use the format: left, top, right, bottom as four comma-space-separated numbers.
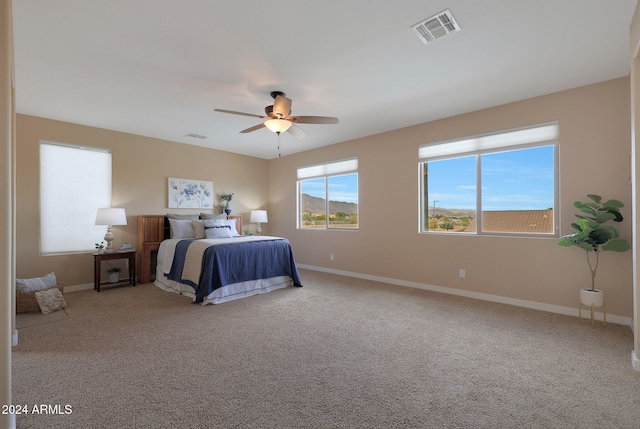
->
277, 132, 281, 157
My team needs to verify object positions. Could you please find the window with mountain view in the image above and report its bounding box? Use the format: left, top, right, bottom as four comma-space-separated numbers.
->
419, 123, 558, 236
298, 159, 358, 230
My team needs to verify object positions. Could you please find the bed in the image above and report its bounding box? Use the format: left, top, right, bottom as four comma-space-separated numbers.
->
138, 215, 302, 304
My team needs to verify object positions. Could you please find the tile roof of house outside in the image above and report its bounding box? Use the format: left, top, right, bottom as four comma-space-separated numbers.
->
465, 209, 553, 234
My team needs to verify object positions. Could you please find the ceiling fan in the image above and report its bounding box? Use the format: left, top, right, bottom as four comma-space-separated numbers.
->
214, 91, 339, 138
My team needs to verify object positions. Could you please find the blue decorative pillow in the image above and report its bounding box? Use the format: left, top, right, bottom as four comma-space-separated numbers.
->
204, 225, 233, 239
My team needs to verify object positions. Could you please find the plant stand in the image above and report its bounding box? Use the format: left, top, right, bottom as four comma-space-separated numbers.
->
578, 300, 606, 328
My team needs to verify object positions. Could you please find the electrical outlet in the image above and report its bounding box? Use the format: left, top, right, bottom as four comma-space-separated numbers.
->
459, 269, 466, 278
330, 253, 334, 261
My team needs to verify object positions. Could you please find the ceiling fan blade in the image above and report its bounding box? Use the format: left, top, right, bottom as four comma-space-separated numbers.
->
286, 123, 308, 139
288, 115, 339, 124
214, 109, 266, 119
272, 95, 292, 118
240, 123, 266, 133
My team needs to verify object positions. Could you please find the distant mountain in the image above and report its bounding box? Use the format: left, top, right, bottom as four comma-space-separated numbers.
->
302, 194, 358, 215
428, 207, 476, 218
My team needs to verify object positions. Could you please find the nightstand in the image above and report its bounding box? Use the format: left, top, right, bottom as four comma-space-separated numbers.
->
93, 250, 137, 292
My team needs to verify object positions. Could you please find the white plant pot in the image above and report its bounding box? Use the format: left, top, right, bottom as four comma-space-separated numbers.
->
580, 288, 604, 307
108, 272, 120, 284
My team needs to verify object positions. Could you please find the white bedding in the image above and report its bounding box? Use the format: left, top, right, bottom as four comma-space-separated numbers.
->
154, 238, 294, 304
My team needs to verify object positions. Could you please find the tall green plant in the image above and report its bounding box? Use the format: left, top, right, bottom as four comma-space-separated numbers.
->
558, 194, 630, 291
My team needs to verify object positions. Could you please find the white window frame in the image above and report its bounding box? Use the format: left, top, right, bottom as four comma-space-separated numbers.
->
297, 158, 359, 230
418, 122, 559, 237
40, 141, 113, 255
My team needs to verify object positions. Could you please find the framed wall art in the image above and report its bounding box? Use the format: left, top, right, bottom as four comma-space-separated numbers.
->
168, 177, 213, 209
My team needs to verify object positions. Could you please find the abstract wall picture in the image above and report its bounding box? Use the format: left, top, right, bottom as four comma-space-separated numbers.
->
168, 177, 213, 208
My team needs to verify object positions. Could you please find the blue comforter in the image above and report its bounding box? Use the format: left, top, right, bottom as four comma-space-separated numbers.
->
167, 238, 302, 302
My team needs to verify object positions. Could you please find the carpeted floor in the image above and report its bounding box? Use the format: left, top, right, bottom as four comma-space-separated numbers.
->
12, 269, 640, 428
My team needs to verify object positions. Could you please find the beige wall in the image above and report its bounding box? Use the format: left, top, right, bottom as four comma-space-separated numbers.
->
16, 115, 270, 286
269, 77, 633, 318
15, 77, 634, 320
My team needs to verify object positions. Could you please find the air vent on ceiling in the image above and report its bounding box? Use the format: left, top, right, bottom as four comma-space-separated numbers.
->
184, 132, 207, 140
411, 9, 460, 45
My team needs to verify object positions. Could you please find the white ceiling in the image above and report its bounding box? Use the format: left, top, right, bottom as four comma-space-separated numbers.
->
12, 0, 638, 159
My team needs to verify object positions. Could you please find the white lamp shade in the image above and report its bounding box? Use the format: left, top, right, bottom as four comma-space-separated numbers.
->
95, 207, 127, 226
264, 119, 292, 134
250, 210, 268, 223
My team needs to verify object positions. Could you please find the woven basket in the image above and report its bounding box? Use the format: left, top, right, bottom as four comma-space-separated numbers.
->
16, 283, 64, 314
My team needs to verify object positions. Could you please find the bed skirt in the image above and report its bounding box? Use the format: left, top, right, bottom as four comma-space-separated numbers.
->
154, 267, 293, 305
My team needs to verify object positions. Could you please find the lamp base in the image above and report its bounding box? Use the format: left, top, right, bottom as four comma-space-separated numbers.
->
256, 223, 262, 236
104, 227, 115, 253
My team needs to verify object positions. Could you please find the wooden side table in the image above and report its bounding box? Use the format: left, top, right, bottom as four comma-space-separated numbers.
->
94, 250, 137, 292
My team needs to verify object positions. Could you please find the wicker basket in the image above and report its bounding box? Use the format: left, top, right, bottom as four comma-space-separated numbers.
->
16, 283, 64, 314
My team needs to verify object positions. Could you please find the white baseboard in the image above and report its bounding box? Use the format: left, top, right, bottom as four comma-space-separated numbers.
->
632, 350, 640, 372
298, 264, 633, 328
61, 282, 94, 293
12, 329, 18, 347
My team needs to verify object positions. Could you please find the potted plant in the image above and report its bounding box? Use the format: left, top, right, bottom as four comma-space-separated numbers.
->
221, 193, 234, 215
95, 241, 105, 254
107, 266, 122, 283
558, 194, 630, 307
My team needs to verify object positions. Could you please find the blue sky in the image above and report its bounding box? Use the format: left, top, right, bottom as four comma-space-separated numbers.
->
300, 145, 554, 210
427, 145, 555, 211
300, 174, 359, 204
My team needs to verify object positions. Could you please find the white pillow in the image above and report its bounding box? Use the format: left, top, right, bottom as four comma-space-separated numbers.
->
226, 218, 240, 236
16, 272, 57, 293
35, 287, 67, 314
205, 225, 234, 239
169, 219, 196, 239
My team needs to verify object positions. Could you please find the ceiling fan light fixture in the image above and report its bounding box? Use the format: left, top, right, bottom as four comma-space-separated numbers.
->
265, 119, 292, 134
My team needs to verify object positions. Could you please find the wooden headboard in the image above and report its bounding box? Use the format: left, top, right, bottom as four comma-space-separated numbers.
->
137, 215, 243, 284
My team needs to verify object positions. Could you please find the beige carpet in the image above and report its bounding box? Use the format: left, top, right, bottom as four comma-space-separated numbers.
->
12, 269, 640, 428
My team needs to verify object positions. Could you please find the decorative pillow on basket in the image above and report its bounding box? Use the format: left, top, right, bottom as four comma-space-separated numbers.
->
16, 272, 57, 293
35, 287, 67, 315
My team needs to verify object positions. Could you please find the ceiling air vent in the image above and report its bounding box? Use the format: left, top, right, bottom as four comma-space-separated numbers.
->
184, 132, 207, 140
411, 9, 460, 45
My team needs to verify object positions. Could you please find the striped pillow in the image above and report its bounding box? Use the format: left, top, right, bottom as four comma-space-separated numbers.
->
16, 272, 57, 293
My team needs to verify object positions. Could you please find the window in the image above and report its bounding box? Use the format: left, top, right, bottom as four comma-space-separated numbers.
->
419, 123, 558, 236
40, 141, 113, 254
298, 159, 358, 229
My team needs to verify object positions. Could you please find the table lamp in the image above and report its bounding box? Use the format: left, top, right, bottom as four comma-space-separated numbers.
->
250, 210, 268, 236
95, 207, 127, 253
